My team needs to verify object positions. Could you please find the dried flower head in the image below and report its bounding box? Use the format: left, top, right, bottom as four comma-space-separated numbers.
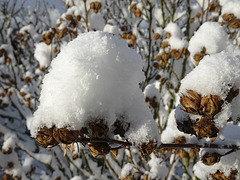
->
138, 141, 156, 156
201, 152, 221, 166
193, 47, 207, 66
200, 95, 223, 118
193, 118, 219, 140
35, 126, 58, 148
222, 13, 236, 22
210, 169, 238, 180
180, 90, 201, 115
53, 127, 79, 144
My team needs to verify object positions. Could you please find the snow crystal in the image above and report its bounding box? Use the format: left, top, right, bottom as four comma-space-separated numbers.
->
188, 22, 228, 63
30, 31, 159, 144
34, 42, 52, 68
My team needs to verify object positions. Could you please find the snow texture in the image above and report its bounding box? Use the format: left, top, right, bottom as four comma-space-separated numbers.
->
34, 42, 52, 68
221, 0, 240, 18
30, 31, 159, 144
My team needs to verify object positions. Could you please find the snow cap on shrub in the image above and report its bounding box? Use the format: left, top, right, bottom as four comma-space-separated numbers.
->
30, 31, 159, 144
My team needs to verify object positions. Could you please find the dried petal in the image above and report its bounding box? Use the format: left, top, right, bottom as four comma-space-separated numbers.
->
222, 13, 236, 22
88, 142, 110, 158
35, 126, 58, 148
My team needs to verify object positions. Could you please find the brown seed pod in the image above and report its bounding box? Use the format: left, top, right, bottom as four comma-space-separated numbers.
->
228, 19, 240, 28
65, 14, 73, 21
200, 95, 223, 118
35, 126, 58, 148
210, 169, 238, 180
201, 152, 221, 166
174, 136, 186, 144
76, 15, 81, 21
193, 118, 219, 140
189, 18, 194, 24
153, 62, 160, 69
180, 90, 201, 115
53, 127, 79, 144
95, 2, 102, 10
178, 149, 186, 159
16, 33, 24, 40
88, 119, 109, 138
154, 33, 161, 40
196, 13, 201, 18
176, 115, 196, 135
90, 2, 95, 9
2, 147, 12, 154
113, 120, 130, 137
189, 148, 200, 159
88, 142, 110, 158
166, 32, 171, 39
138, 141, 156, 156
161, 41, 170, 49
222, 13, 236, 22
193, 47, 207, 65
134, 9, 142, 18
155, 55, 162, 61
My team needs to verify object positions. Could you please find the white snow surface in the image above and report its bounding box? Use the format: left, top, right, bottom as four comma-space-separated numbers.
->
30, 31, 159, 144
221, 0, 240, 18
188, 22, 228, 63
34, 42, 52, 68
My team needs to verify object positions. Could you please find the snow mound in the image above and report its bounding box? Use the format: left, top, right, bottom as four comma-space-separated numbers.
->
30, 31, 159, 144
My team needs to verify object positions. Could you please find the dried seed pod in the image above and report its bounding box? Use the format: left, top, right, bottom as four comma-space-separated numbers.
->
180, 90, 201, 115
88, 119, 109, 138
88, 142, 110, 157
2, 147, 12, 154
134, 9, 141, 18
24, 76, 31, 83
76, 15, 81, 21
22, 40, 28, 46
166, 32, 171, 39
65, 14, 73, 21
153, 62, 160, 69
16, 33, 24, 40
229, 19, 240, 28
95, 2, 102, 10
201, 152, 221, 166
189, 148, 200, 159
174, 136, 186, 144
196, 13, 201, 18
161, 41, 169, 48
222, 13, 236, 22
155, 55, 162, 61
178, 149, 186, 158
189, 18, 194, 24
90, 2, 95, 9
193, 47, 207, 65
35, 126, 58, 148
200, 95, 223, 117
211, 169, 238, 180
193, 118, 219, 140
138, 141, 156, 156
53, 127, 79, 144
154, 33, 161, 40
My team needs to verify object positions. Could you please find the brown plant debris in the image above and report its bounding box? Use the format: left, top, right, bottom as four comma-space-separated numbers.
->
53, 127, 79, 144
201, 152, 221, 166
226, 87, 239, 103
200, 95, 223, 118
193, 118, 219, 140
88, 142, 110, 158
138, 141, 156, 156
210, 169, 238, 180
193, 47, 207, 66
35, 126, 58, 148
180, 90, 201, 115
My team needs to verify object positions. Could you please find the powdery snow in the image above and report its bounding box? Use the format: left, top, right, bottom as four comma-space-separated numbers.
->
30, 31, 159, 144
34, 42, 52, 68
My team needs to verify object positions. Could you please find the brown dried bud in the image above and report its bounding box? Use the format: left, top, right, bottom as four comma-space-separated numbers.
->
222, 13, 236, 22
17, 33, 24, 40
211, 169, 238, 180
76, 15, 81, 21
88, 119, 109, 138
176, 115, 196, 135
228, 19, 240, 28
20, 92, 26, 97
134, 9, 142, 18
2, 147, 12, 154
35, 126, 58, 148
200, 95, 223, 117
138, 141, 156, 156
22, 40, 28, 46
189, 148, 200, 159
180, 90, 201, 115
53, 127, 79, 144
193, 118, 219, 140
24, 76, 31, 83
53, 47, 58, 53
153, 62, 160, 69
88, 142, 110, 158
201, 152, 221, 166
166, 32, 171, 39
90, 2, 95, 9
95, 2, 102, 10
178, 149, 186, 158
196, 13, 201, 18
8, 162, 14, 168
161, 41, 170, 49
5, 57, 11, 64
65, 14, 73, 21
154, 33, 161, 40
189, 18, 194, 24
174, 136, 186, 144
155, 55, 162, 61
44, 39, 52, 45
130, 4, 137, 9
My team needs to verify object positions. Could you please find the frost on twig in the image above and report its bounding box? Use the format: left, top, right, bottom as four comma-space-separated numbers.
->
30, 31, 160, 157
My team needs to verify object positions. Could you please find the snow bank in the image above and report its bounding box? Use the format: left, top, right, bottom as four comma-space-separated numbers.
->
30, 31, 159, 144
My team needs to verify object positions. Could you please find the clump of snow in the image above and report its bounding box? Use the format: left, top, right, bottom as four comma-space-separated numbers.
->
30, 31, 159, 144
188, 22, 228, 63
147, 153, 168, 179
103, 24, 119, 35
19, 24, 36, 37
144, 82, 160, 100
164, 22, 181, 38
34, 42, 52, 68
89, 14, 105, 31
221, 0, 240, 18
